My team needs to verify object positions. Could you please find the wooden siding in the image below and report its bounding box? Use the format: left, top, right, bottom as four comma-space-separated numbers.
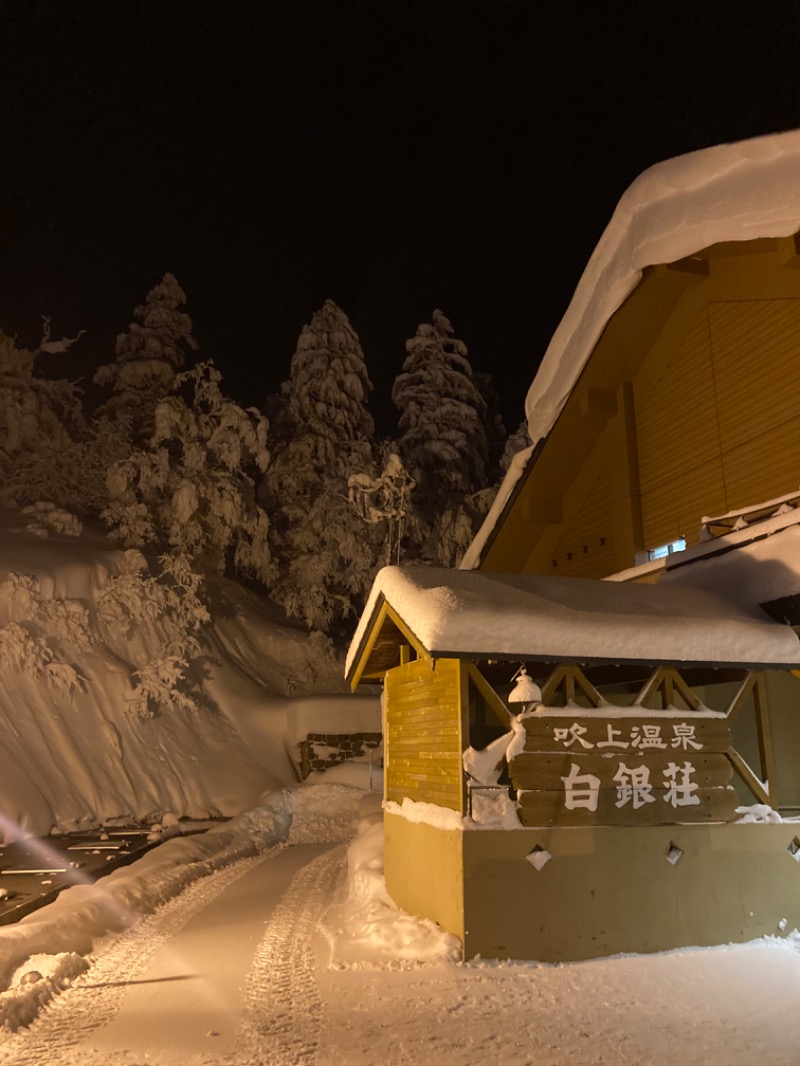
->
478, 238, 800, 576
636, 297, 800, 551
637, 310, 725, 549
712, 299, 800, 505
384, 658, 466, 813
545, 463, 617, 577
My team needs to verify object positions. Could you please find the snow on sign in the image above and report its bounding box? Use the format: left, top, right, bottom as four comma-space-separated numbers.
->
511, 714, 739, 827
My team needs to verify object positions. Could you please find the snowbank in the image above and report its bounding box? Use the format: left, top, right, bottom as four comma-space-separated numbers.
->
0, 789, 292, 1027
661, 522, 800, 612
0, 511, 344, 839
322, 794, 460, 965
0, 782, 459, 1031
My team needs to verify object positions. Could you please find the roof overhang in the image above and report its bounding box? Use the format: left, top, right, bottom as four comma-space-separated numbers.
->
346, 565, 800, 687
463, 129, 800, 571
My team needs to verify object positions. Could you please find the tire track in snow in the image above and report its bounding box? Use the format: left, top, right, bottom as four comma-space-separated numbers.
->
235, 845, 344, 1066
0, 846, 284, 1066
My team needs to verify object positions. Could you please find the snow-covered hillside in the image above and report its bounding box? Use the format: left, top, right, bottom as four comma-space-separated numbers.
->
0, 508, 350, 841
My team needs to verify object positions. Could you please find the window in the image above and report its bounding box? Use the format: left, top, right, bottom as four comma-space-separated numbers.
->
648, 537, 687, 562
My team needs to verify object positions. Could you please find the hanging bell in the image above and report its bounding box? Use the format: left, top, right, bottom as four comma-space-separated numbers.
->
508, 666, 542, 704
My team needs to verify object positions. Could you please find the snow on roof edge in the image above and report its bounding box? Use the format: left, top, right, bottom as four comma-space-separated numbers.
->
347, 565, 800, 680
525, 129, 800, 446
464, 129, 800, 571
460, 445, 533, 570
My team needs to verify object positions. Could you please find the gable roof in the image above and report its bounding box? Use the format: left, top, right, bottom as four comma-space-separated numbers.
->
463, 128, 800, 570
346, 566, 800, 685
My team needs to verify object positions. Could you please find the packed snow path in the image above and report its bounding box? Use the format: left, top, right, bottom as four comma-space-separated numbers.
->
0, 842, 343, 1066
3, 786, 800, 1064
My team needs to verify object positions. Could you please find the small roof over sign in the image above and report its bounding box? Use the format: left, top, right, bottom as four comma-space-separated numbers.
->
346, 566, 800, 685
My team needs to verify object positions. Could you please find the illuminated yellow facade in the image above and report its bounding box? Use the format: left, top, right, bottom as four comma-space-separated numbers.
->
479, 235, 800, 577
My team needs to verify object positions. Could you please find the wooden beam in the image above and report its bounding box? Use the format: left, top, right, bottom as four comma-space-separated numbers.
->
350, 600, 390, 690
465, 663, 511, 728
349, 599, 429, 690
668, 668, 702, 711
725, 671, 757, 722
633, 668, 666, 709
753, 672, 776, 798
541, 665, 568, 706
726, 747, 769, 805
384, 604, 429, 662
665, 255, 710, 277
568, 666, 604, 708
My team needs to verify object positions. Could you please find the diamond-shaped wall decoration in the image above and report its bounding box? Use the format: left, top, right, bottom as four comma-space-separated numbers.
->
665, 842, 684, 866
526, 845, 552, 872
787, 837, 800, 862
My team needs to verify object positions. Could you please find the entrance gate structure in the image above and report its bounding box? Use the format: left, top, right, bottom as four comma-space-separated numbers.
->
347, 565, 800, 961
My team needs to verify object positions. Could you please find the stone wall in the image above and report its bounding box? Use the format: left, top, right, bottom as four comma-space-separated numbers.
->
299, 732, 383, 779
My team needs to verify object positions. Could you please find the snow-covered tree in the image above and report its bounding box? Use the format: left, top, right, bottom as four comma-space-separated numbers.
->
475, 370, 507, 484
392, 310, 491, 565
347, 449, 416, 567
0, 324, 95, 510
264, 300, 379, 633
94, 273, 198, 441
393, 310, 488, 498
102, 361, 271, 585
96, 549, 211, 718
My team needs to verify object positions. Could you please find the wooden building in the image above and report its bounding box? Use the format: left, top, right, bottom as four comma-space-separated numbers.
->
348, 132, 800, 962
347, 566, 800, 961
464, 131, 800, 579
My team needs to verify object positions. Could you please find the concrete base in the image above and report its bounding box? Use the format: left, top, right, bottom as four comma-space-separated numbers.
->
384, 812, 800, 961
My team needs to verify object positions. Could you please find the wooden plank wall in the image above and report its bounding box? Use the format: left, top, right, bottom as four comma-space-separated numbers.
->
384, 658, 466, 813
637, 298, 800, 551
543, 464, 618, 578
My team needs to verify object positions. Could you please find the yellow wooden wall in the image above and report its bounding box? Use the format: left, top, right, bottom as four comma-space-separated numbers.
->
542, 463, 617, 577
539, 292, 800, 573
483, 237, 800, 578
636, 297, 800, 550
384, 657, 467, 813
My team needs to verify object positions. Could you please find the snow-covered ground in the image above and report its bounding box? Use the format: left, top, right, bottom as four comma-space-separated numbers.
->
4, 510, 800, 1063
0, 780, 799, 1065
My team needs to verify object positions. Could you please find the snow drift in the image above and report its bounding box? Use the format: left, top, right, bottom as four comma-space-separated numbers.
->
0, 509, 345, 840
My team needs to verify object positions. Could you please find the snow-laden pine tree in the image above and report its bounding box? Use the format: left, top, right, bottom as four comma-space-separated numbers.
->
94, 273, 198, 442
393, 310, 488, 497
103, 362, 271, 585
392, 310, 490, 565
0, 324, 92, 510
264, 300, 379, 634
474, 370, 507, 485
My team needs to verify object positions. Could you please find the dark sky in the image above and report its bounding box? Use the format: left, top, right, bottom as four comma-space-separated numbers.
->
2, 1, 800, 434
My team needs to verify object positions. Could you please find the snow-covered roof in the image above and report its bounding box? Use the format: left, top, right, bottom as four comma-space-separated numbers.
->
661, 519, 800, 614
463, 129, 800, 570
346, 566, 800, 682
526, 129, 800, 446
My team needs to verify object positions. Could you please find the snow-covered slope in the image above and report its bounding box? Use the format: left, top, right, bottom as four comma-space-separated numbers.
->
0, 510, 345, 841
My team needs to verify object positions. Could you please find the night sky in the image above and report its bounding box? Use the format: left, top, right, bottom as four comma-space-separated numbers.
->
2, 2, 800, 434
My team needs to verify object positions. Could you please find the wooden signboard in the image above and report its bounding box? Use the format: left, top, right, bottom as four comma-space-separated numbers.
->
519, 714, 730, 754
510, 712, 738, 828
